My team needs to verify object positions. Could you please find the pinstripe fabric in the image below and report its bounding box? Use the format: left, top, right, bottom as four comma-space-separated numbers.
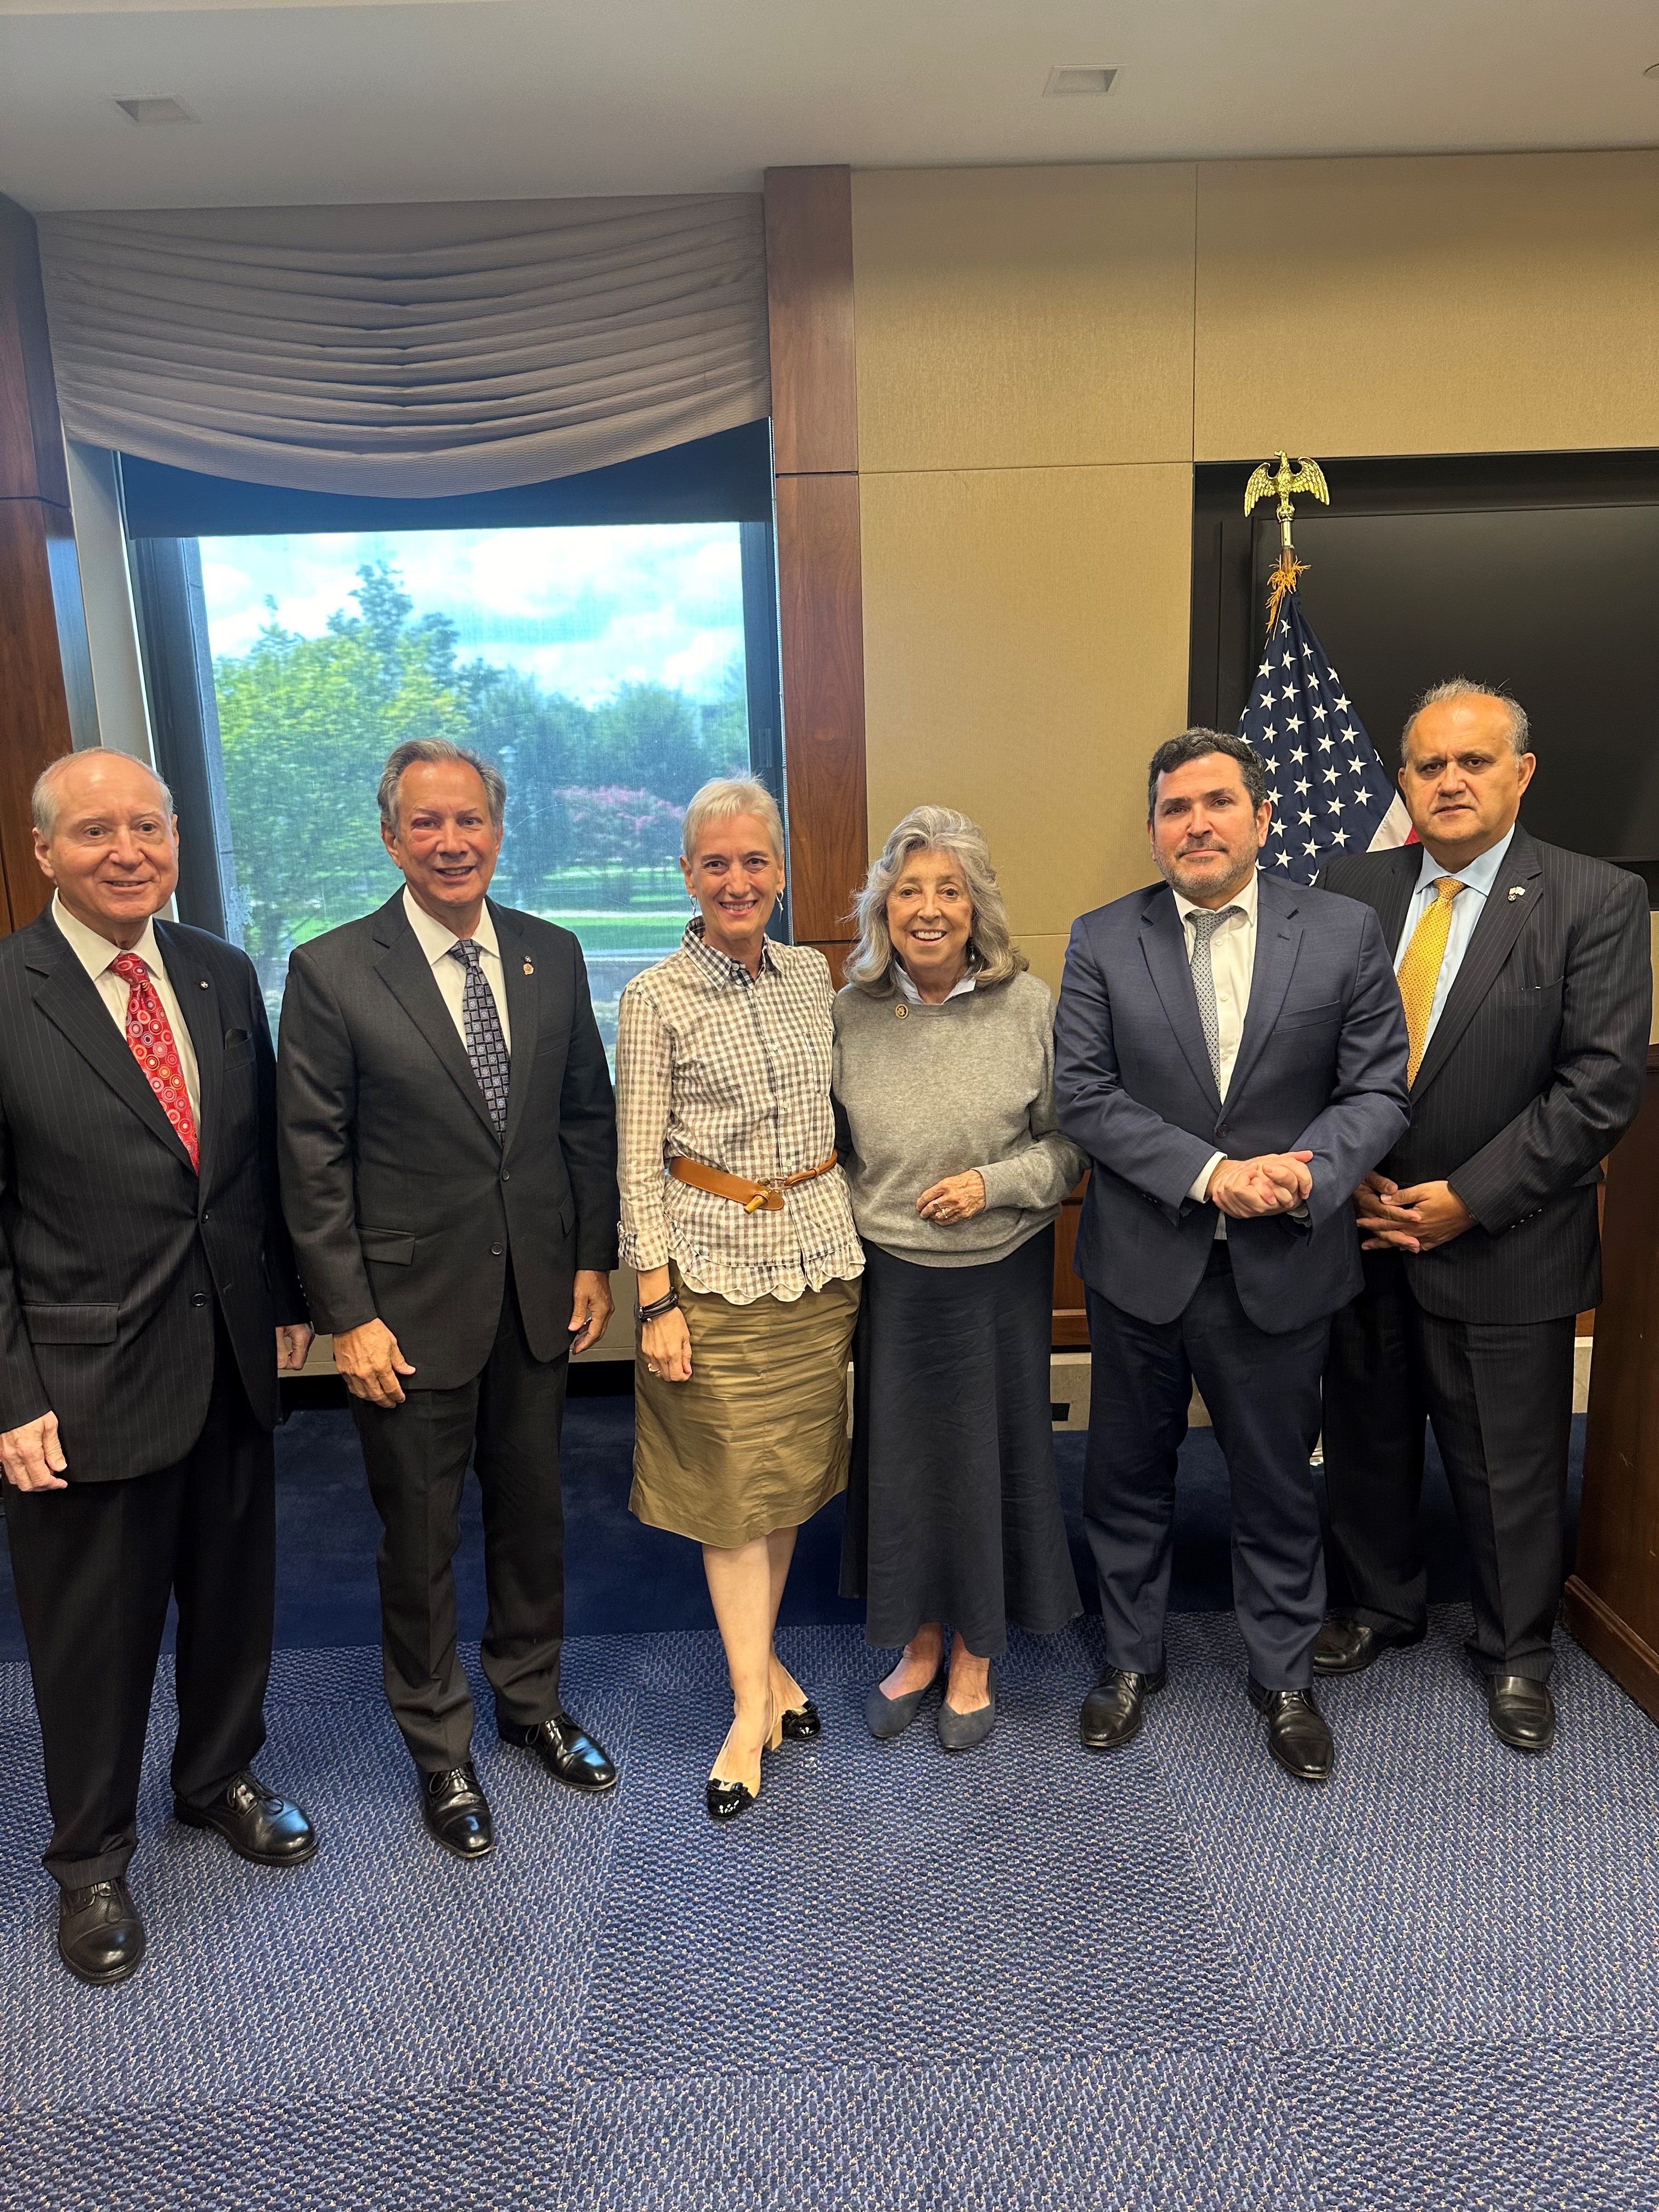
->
0, 909, 306, 1482
1321, 828, 1651, 1323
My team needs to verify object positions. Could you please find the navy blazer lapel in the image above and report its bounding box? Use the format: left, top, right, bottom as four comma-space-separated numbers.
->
494, 903, 541, 1154
1138, 888, 1221, 1109
26, 916, 196, 1170
1373, 846, 1419, 959
156, 922, 221, 1190
371, 895, 501, 1144
1226, 876, 1301, 1105
1410, 828, 1544, 1102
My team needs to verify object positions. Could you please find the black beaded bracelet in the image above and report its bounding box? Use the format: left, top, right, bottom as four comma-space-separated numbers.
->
636, 1289, 681, 1324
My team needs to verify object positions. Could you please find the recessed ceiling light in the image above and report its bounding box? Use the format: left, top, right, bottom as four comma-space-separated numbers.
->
1043, 66, 1121, 98
113, 95, 198, 126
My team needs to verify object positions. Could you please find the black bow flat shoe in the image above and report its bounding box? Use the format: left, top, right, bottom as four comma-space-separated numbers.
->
778, 1700, 821, 1742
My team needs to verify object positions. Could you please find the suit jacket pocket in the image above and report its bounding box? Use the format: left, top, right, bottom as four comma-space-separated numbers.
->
360, 1227, 416, 1267
24, 1303, 119, 1345
1277, 998, 1343, 1030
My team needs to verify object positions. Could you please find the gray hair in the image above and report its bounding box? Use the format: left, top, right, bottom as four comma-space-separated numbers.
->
31, 750, 174, 838
680, 776, 785, 864
1146, 728, 1267, 819
1403, 679, 1531, 759
845, 805, 1027, 997
378, 738, 506, 833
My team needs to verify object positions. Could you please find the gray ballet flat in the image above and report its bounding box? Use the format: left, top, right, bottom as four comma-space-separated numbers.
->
936, 1675, 997, 1752
865, 1663, 946, 1741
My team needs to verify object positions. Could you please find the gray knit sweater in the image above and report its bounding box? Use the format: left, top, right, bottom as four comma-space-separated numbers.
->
832, 971, 1084, 1269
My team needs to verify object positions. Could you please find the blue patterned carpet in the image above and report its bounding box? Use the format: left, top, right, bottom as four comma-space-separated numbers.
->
4, 1598, 1658, 2211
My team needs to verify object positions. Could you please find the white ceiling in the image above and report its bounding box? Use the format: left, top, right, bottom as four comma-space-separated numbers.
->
3, 0, 1657, 213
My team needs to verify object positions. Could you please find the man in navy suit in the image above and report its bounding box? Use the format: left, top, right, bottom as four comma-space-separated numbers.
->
1054, 729, 1409, 1782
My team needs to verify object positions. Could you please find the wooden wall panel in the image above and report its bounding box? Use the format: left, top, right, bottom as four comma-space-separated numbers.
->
860, 462, 1190, 936
765, 166, 868, 952
774, 470, 868, 941
1196, 152, 1659, 461
853, 164, 1198, 476
0, 193, 83, 934
764, 166, 858, 477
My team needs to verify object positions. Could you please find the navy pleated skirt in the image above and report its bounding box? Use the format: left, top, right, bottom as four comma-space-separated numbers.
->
840, 1227, 1081, 1657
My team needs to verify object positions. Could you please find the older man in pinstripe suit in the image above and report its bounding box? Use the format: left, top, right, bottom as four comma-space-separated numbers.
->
1317, 681, 1650, 1753
0, 750, 315, 1987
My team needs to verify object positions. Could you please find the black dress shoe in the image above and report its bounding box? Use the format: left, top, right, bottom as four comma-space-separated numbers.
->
1312, 1615, 1425, 1676
499, 1712, 618, 1795
422, 1763, 495, 1859
779, 1700, 821, 1742
1080, 1667, 1166, 1752
175, 1770, 318, 1865
1487, 1673, 1556, 1753
58, 1879, 145, 1987
1248, 1680, 1334, 1784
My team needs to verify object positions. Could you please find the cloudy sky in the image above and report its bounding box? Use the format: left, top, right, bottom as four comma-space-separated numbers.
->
199, 522, 747, 705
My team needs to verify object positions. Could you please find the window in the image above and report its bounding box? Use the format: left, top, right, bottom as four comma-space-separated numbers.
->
124, 431, 783, 1054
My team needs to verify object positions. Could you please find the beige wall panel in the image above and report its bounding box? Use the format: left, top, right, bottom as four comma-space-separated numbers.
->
852, 164, 1197, 475
1195, 152, 1659, 461
1018, 933, 1071, 1003
861, 464, 1189, 940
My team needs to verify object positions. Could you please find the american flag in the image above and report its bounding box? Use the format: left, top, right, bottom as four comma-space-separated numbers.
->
1237, 585, 1413, 885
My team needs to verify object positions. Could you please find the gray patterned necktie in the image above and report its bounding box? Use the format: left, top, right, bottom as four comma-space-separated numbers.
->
448, 939, 510, 1134
1186, 906, 1242, 1090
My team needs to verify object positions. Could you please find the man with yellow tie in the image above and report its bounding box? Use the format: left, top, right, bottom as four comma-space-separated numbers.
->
1315, 680, 1650, 1752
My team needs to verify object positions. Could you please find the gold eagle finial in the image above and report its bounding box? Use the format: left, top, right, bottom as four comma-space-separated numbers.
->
1244, 453, 1330, 630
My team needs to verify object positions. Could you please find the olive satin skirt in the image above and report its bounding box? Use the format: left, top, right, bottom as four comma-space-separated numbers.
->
630, 1271, 861, 1549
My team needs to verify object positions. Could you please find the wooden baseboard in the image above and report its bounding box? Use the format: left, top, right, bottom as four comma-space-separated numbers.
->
1562, 1576, 1659, 1730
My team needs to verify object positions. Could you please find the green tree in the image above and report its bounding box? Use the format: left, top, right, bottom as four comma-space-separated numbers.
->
213, 565, 465, 1001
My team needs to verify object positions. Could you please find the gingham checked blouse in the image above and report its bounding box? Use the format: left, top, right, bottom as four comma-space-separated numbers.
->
616, 920, 864, 1305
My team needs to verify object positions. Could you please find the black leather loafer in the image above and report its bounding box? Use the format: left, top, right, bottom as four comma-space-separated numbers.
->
422, 1763, 495, 1859
1249, 1680, 1334, 1784
499, 1712, 618, 1795
1487, 1673, 1556, 1753
779, 1700, 821, 1742
1080, 1667, 1166, 1752
175, 1770, 318, 1865
58, 1878, 145, 1987
1312, 1615, 1425, 1677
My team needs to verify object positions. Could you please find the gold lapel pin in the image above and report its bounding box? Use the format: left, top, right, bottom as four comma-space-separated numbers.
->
1508, 887, 1526, 901
894, 1003, 909, 1020
523, 959, 534, 975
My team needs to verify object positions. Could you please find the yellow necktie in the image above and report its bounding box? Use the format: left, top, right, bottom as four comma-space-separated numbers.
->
1397, 876, 1465, 1083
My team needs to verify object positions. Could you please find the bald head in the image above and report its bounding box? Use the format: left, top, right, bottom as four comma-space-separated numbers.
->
32, 750, 181, 947
32, 749, 173, 839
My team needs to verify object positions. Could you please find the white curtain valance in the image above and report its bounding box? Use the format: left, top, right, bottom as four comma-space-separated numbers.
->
37, 195, 771, 498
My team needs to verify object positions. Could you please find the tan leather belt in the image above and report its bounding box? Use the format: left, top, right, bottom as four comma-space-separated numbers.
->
670, 1151, 838, 1214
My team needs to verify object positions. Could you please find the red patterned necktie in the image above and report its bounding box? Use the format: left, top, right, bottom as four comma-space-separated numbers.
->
111, 951, 199, 1172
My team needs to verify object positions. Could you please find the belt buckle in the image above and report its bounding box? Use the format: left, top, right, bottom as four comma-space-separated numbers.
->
746, 1176, 785, 1214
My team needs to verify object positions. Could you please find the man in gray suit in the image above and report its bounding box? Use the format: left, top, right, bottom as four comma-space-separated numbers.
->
279, 739, 620, 1860
1054, 729, 1409, 1784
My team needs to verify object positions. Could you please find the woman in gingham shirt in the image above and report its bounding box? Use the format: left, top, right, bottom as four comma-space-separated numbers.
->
617, 778, 862, 1822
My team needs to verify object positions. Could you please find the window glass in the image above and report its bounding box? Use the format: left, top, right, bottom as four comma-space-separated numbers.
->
197, 523, 753, 1052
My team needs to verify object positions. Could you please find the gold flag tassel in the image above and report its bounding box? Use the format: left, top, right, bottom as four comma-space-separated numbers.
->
1243, 453, 1330, 633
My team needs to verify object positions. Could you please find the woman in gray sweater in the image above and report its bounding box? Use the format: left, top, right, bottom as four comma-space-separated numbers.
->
833, 806, 1084, 1750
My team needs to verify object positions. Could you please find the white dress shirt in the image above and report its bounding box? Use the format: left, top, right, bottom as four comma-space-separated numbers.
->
402, 887, 511, 1053
892, 961, 977, 1006
1174, 870, 1259, 1221
1395, 826, 1515, 1049
53, 892, 201, 1121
